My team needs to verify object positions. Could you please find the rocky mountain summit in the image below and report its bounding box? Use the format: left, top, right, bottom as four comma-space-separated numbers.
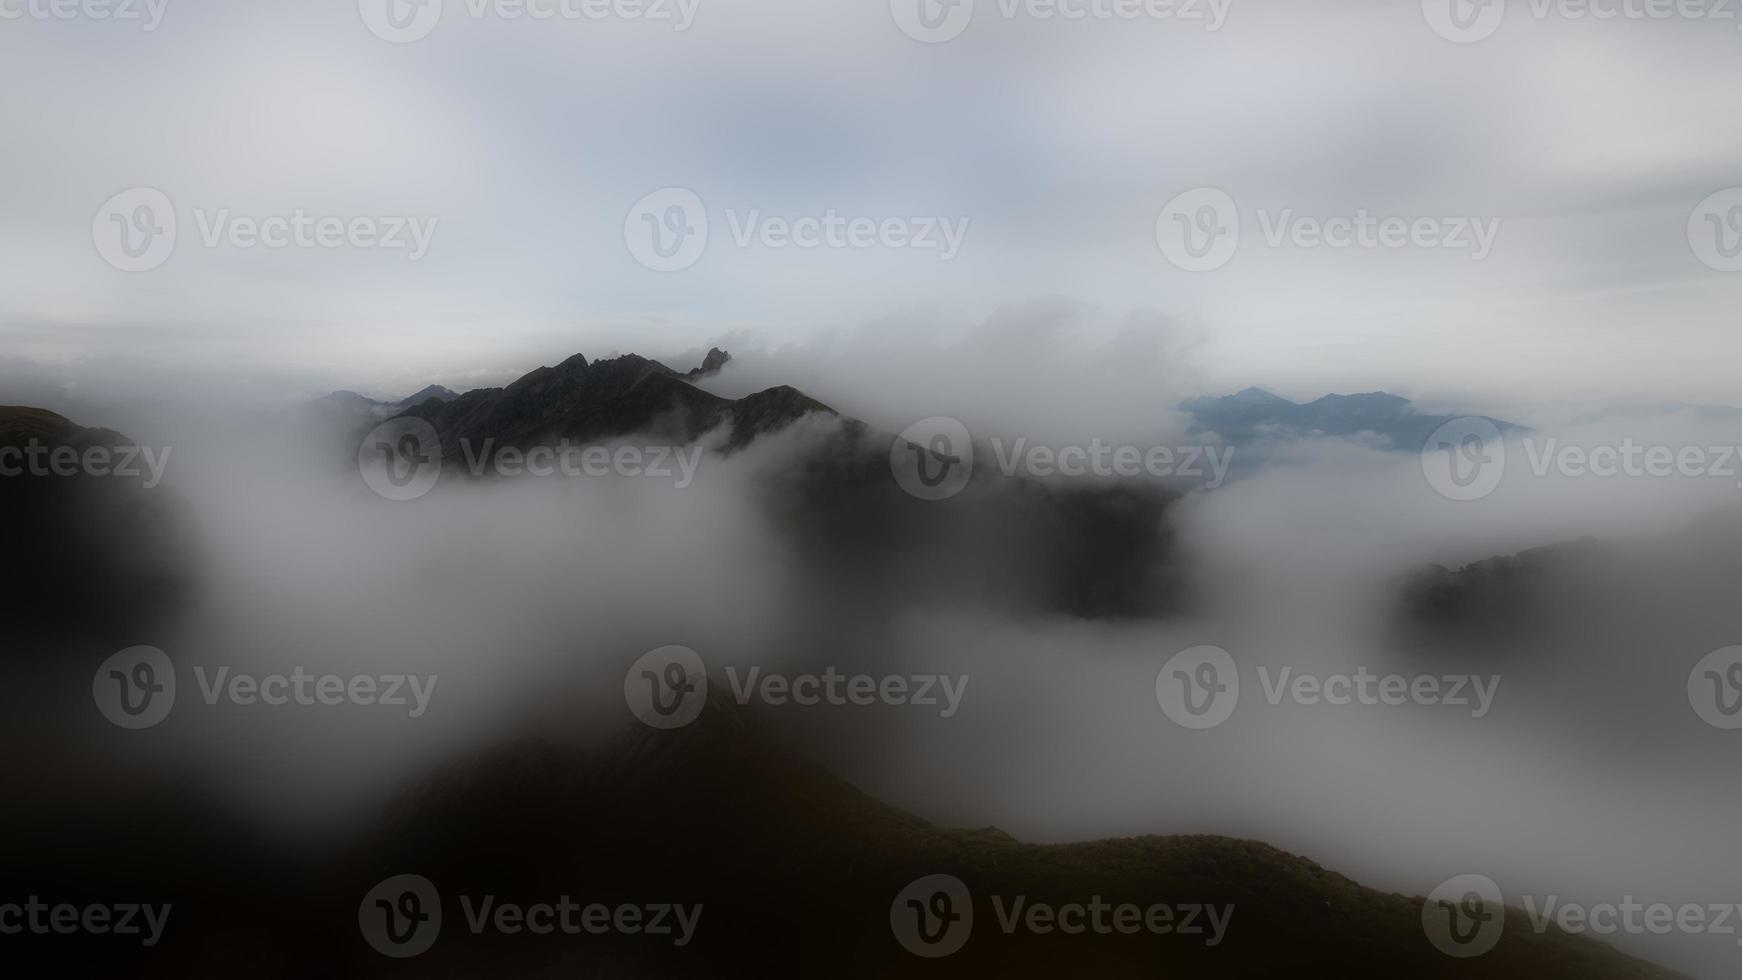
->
399, 349, 837, 459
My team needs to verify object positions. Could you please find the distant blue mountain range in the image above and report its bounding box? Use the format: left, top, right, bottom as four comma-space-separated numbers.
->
1182, 388, 1522, 452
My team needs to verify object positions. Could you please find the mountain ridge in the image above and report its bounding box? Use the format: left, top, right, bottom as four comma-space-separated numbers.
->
397, 349, 841, 460
358, 690, 1687, 979
1183, 388, 1522, 451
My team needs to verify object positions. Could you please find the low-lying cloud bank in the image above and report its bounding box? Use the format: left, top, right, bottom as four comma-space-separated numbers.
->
7, 332, 1742, 976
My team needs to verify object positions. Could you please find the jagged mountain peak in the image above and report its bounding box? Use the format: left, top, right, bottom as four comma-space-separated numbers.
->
396, 384, 459, 408
1230, 386, 1293, 405
687, 346, 731, 378
399, 349, 837, 460
1306, 390, 1412, 409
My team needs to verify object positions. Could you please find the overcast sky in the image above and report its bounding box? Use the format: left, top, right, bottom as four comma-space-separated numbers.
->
3, 0, 1741, 411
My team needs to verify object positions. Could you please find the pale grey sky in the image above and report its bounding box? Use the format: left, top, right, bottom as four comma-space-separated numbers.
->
3, 0, 1741, 409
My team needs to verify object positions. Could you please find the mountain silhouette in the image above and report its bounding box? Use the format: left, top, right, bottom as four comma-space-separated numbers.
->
395, 384, 460, 409
398, 350, 838, 460
312, 384, 461, 423
1184, 388, 1520, 451
349, 690, 1686, 979
0, 407, 192, 651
